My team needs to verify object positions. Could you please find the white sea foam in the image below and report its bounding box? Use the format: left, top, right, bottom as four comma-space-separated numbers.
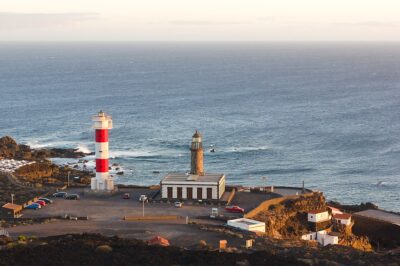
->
218, 145, 271, 153
76, 143, 91, 153
25, 139, 75, 149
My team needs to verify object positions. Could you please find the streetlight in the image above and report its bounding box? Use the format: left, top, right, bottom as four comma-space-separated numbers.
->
67, 171, 71, 188
11, 194, 14, 204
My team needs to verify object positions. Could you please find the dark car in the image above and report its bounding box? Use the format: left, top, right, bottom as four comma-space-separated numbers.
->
53, 192, 68, 198
38, 197, 53, 204
65, 194, 79, 200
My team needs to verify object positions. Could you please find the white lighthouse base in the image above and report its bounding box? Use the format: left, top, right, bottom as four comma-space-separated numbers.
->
91, 177, 114, 191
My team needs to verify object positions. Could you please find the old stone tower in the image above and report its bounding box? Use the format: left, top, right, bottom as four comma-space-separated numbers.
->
190, 130, 204, 175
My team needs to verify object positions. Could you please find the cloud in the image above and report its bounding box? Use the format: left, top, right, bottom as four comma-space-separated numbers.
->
0, 12, 100, 30
164, 20, 246, 26
335, 21, 400, 28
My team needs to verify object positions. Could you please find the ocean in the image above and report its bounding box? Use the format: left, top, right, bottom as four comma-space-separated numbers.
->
0, 42, 399, 212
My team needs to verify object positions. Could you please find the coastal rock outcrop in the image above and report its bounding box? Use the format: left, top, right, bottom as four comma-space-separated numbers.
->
253, 192, 326, 238
0, 136, 90, 160
14, 161, 92, 185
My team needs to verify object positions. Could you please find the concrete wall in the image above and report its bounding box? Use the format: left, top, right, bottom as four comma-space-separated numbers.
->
219, 176, 226, 199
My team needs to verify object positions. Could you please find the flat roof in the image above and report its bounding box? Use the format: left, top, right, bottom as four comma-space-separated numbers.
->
2, 203, 22, 211
228, 218, 265, 225
161, 173, 225, 184
355, 209, 400, 226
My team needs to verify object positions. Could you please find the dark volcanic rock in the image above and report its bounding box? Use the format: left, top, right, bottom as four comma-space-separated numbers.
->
0, 136, 90, 160
327, 201, 378, 213
0, 234, 307, 266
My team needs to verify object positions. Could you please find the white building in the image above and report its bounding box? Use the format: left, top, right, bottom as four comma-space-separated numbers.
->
161, 173, 225, 200
160, 131, 226, 201
333, 213, 352, 226
307, 210, 331, 223
301, 230, 339, 246
327, 206, 343, 216
227, 218, 266, 233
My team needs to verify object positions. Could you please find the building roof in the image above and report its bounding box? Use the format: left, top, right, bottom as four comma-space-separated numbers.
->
307, 209, 328, 214
333, 213, 352, 220
161, 173, 224, 184
2, 203, 22, 211
327, 206, 343, 214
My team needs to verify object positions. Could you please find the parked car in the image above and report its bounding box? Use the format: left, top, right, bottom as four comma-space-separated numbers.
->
123, 193, 130, 199
174, 201, 183, 208
139, 195, 148, 202
225, 206, 245, 213
26, 203, 41, 210
53, 192, 68, 198
35, 200, 46, 206
38, 197, 53, 204
65, 194, 79, 200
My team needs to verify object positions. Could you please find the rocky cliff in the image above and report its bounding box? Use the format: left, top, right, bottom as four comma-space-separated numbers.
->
253, 192, 326, 238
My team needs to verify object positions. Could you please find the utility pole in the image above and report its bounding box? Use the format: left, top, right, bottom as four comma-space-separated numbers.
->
67, 171, 70, 187
142, 200, 145, 217
11, 194, 14, 204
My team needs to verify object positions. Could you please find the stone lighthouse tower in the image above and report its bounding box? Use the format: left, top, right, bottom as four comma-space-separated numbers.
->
190, 130, 204, 175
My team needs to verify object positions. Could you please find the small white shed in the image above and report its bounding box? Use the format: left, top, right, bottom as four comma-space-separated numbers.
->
333, 213, 352, 226
307, 210, 330, 223
227, 218, 266, 233
301, 230, 339, 246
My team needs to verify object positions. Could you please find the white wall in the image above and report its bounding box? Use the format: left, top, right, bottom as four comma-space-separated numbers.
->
161, 184, 219, 199
336, 218, 351, 225
302, 231, 338, 246
308, 211, 330, 223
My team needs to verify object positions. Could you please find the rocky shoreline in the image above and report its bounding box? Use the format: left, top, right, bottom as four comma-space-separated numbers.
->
0, 136, 91, 161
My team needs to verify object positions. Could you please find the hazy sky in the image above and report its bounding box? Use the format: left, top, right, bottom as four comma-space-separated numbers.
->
1, 0, 400, 41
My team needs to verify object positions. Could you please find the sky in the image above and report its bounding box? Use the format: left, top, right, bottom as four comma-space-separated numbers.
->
1, 0, 400, 41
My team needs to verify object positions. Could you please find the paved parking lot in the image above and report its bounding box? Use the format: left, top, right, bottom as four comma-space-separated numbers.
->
7, 186, 309, 248
23, 187, 217, 221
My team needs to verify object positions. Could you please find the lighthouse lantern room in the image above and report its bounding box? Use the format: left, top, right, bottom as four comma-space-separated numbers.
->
91, 110, 114, 191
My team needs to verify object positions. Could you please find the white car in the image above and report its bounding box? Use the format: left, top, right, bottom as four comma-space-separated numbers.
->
174, 202, 183, 208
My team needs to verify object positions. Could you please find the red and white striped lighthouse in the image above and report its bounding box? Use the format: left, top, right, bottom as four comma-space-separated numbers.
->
91, 110, 114, 191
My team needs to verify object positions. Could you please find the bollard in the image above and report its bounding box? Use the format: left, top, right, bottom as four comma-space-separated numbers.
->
219, 240, 227, 250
